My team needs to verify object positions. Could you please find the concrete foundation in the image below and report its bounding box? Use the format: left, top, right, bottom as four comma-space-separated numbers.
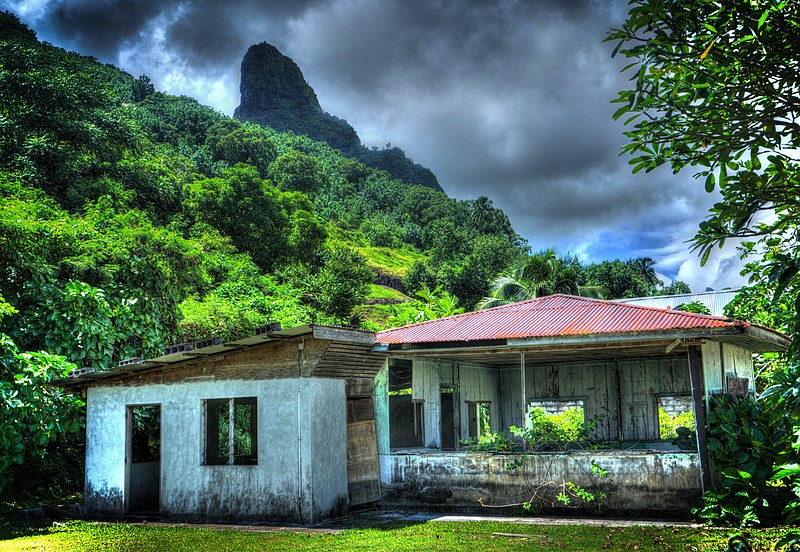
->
380, 450, 701, 515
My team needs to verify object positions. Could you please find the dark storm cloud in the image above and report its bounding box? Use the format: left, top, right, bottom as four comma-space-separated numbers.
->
48, 0, 165, 60
18, 0, 323, 68
287, 0, 661, 247
163, 0, 326, 67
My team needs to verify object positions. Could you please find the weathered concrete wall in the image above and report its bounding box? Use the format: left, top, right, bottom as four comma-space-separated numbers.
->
380, 450, 700, 514
85, 378, 347, 522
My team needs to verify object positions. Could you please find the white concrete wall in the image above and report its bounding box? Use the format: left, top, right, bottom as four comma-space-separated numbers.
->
85, 377, 347, 522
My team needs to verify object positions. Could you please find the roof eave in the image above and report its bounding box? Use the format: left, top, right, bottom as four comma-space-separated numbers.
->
387, 325, 790, 354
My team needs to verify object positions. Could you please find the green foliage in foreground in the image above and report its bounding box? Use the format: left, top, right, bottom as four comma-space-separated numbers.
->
0, 519, 796, 552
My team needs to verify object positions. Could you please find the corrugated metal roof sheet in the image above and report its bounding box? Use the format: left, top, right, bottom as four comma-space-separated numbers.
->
376, 294, 746, 344
617, 290, 740, 317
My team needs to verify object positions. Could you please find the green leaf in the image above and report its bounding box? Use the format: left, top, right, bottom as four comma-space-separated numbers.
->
704, 172, 715, 192
757, 9, 770, 29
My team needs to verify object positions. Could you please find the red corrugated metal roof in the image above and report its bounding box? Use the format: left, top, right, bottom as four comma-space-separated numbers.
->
376, 294, 746, 344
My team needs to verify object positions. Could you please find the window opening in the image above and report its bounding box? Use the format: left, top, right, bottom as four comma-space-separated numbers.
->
388, 360, 423, 447
467, 401, 491, 438
205, 397, 257, 465
413, 400, 425, 440
657, 395, 695, 440
440, 386, 456, 450
525, 399, 587, 441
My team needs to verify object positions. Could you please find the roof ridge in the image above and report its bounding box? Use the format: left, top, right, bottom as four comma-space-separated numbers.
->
375, 293, 743, 339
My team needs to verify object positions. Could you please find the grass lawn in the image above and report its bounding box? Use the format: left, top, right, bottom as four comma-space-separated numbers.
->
1, 518, 797, 551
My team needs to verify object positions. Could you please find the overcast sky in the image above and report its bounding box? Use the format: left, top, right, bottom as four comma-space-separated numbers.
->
4, 0, 748, 292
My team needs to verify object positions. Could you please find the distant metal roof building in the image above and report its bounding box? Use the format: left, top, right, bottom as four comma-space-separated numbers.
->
617, 289, 741, 317
375, 294, 788, 353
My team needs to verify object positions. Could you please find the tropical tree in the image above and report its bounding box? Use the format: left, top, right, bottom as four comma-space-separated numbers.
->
478, 249, 602, 309
631, 257, 662, 288
585, 259, 661, 299
607, 0, 800, 301
661, 281, 692, 295
0, 296, 85, 495
470, 196, 493, 226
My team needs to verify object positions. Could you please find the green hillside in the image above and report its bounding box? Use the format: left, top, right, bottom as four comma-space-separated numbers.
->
0, 10, 525, 370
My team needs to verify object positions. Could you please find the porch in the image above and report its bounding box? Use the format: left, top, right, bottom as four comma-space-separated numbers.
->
372, 338, 755, 514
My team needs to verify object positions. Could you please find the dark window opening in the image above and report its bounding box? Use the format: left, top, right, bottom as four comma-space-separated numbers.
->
131, 405, 160, 463
205, 397, 257, 465
389, 360, 424, 448
440, 387, 456, 450
467, 401, 491, 438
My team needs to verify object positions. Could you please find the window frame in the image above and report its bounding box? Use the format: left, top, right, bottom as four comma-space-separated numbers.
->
204, 397, 258, 466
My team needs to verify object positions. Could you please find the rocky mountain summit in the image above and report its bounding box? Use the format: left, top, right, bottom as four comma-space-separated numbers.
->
234, 42, 442, 191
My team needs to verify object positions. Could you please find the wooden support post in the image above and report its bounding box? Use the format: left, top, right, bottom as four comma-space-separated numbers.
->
520, 352, 526, 428
688, 345, 712, 492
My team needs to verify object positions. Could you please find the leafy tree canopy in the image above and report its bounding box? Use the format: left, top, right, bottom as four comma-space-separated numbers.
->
608, 0, 800, 299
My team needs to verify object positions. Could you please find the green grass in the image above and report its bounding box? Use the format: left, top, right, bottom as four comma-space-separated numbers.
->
1, 519, 796, 551
355, 303, 397, 330
356, 246, 426, 279
366, 284, 411, 302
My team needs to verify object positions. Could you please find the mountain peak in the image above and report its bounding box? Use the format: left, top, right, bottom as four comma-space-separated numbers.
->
234, 42, 442, 191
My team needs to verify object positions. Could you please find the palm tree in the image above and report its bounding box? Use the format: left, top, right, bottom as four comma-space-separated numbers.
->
630, 257, 662, 288
478, 249, 603, 309
470, 196, 494, 228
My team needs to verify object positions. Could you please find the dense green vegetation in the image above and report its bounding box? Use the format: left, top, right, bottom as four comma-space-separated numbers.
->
0, 518, 794, 551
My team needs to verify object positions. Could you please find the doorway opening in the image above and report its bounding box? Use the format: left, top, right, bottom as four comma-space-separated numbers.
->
125, 404, 161, 514
440, 387, 457, 450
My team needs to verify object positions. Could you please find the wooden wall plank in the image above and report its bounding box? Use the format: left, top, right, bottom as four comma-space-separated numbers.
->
412, 359, 441, 448
701, 341, 723, 399
373, 362, 390, 455
98, 337, 331, 387
723, 343, 756, 392
458, 362, 499, 438
346, 420, 381, 506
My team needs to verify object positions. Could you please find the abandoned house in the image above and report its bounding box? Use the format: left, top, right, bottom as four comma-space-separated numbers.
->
57, 294, 790, 521
57, 324, 387, 523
